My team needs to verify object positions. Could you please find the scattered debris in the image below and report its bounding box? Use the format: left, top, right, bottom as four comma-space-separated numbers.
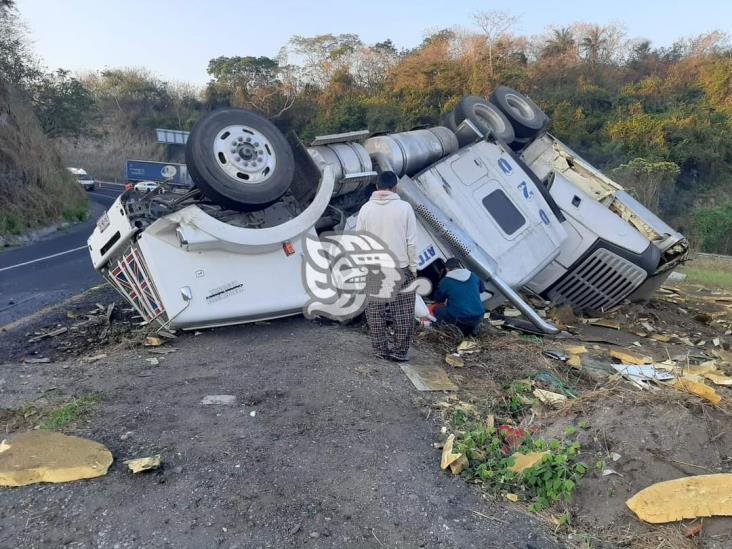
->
671, 378, 722, 405
201, 395, 237, 406
249, 410, 257, 417
400, 363, 457, 392
626, 474, 732, 523
144, 336, 164, 347
508, 451, 548, 473
445, 354, 464, 368
610, 350, 653, 365
27, 326, 68, 344
589, 319, 621, 330
682, 523, 703, 537
0, 431, 112, 486
123, 455, 161, 473
84, 353, 107, 363
505, 493, 519, 502
22, 357, 51, 364
145, 357, 160, 366
533, 388, 567, 407
457, 340, 479, 353
564, 345, 588, 355
611, 364, 675, 387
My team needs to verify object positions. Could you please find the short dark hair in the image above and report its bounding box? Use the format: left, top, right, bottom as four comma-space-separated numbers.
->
377, 170, 398, 189
444, 258, 462, 270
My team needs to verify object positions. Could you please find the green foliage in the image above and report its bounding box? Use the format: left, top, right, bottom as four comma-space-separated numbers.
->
453, 422, 587, 512
33, 69, 96, 138
689, 204, 732, 254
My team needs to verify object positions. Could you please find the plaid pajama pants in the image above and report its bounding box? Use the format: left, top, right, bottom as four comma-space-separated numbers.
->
365, 269, 415, 359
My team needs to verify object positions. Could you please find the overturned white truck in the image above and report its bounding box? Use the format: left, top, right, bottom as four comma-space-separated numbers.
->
87, 86, 688, 333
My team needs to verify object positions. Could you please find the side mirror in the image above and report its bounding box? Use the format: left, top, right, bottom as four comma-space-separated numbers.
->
180, 286, 193, 302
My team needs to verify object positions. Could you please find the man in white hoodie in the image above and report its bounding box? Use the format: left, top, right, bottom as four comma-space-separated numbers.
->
356, 171, 418, 361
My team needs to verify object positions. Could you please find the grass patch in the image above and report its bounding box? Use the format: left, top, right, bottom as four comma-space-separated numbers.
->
62, 199, 89, 223
452, 420, 588, 512
679, 255, 732, 290
39, 395, 102, 431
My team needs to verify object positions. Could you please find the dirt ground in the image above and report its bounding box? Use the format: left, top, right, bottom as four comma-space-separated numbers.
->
2, 282, 732, 548
0, 288, 558, 549
423, 282, 732, 548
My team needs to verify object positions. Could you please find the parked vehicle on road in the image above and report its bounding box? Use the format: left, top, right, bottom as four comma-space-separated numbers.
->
67, 167, 96, 191
88, 86, 688, 332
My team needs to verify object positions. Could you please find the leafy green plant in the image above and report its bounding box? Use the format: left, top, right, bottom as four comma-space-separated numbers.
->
452, 422, 588, 512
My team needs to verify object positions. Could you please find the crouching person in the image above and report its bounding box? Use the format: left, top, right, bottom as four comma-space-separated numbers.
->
432, 258, 486, 336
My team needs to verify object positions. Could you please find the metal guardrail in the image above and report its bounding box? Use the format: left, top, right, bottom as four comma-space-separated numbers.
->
695, 252, 732, 262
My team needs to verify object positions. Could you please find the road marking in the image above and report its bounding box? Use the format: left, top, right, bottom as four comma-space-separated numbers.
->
0, 245, 88, 273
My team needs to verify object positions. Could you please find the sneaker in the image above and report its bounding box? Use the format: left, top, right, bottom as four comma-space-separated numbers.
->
375, 353, 390, 361
389, 353, 409, 362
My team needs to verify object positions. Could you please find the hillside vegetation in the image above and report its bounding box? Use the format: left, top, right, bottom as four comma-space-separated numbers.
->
2, 2, 731, 252
0, 2, 86, 240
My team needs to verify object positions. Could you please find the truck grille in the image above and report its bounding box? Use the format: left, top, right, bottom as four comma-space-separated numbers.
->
104, 244, 166, 323
548, 248, 647, 313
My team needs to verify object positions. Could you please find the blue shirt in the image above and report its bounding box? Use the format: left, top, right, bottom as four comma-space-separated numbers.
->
433, 269, 486, 321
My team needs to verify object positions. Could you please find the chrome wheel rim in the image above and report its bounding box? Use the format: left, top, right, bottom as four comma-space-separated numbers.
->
213, 124, 276, 185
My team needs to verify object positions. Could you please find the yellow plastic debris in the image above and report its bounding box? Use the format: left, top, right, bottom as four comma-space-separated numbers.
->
590, 319, 621, 330
626, 474, 732, 524
457, 340, 479, 353
610, 350, 653, 365
0, 431, 113, 487
445, 354, 464, 368
702, 372, 732, 386
564, 345, 588, 355
567, 355, 582, 369
123, 455, 161, 473
440, 434, 462, 470
144, 336, 164, 347
672, 378, 722, 405
533, 389, 568, 406
684, 361, 719, 375
449, 454, 469, 475
508, 451, 549, 473
505, 493, 519, 502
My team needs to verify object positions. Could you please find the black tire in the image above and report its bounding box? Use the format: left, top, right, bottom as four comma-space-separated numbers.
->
442, 110, 458, 132
508, 136, 532, 152
453, 95, 515, 144
186, 108, 294, 211
489, 86, 548, 139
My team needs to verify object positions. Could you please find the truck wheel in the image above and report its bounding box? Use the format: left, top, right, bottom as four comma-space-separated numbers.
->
453, 95, 515, 144
443, 110, 458, 132
186, 108, 295, 211
489, 86, 548, 139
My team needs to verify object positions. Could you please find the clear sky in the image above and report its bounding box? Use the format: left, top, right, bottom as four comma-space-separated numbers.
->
14, 0, 732, 85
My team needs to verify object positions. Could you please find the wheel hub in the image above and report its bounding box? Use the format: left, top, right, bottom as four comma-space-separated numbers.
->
213, 125, 277, 184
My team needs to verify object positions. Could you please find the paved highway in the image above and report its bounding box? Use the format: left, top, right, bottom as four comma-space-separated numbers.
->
0, 183, 123, 327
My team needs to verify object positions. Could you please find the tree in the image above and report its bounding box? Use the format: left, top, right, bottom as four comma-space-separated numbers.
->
33, 69, 95, 137
472, 10, 519, 77
207, 56, 279, 90
542, 27, 576, 58
579, 26, 609, 64
0, 5, 41, 89
612, 158, 680, 214
287, 33, 363, 88
205, 55, 296, 118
